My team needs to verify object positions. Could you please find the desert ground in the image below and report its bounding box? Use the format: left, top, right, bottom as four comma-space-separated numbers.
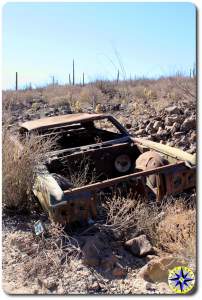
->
2, 76, 196, 294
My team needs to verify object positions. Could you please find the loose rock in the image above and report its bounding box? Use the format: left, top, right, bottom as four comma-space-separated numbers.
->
125, 235, 153, 257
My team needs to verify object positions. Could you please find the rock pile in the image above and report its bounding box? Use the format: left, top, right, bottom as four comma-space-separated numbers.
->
127, 104, 196, 154
81, 231, 158, 280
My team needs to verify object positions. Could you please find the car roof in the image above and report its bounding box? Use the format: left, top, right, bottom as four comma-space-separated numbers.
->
20, 113, 108, 131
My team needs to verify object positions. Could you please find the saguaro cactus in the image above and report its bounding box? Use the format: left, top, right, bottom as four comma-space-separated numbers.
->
83, 72, 85, 86
117, 69, 119, 83
52, 76, 55, 87
73, 59, 75, 85
15, 72, 18, 91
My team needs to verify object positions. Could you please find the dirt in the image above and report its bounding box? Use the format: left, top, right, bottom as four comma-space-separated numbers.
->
2, 216, 172, 295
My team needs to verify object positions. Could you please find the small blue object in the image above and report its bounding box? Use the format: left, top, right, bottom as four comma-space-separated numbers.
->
34, 220, 45, 235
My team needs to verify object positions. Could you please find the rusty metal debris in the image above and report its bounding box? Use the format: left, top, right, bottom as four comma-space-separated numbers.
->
12, 113, 196, 224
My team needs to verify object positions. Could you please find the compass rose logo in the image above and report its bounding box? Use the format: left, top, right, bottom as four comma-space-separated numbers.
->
168, 266, 195, 294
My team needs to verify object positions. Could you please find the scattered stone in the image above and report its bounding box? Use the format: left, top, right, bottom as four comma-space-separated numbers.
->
173, 131, 184, 138
165, 125, 173, 132
156, 128, 168, 139
153, 120, 162, 130
187, 146, 196, 154
125, 123, 132, 129
165, 115, 184, 126
170, 122, 181, 135
165, 106, 181, 115
136, 129, 145, 135
145, 282, 156, 291
145, 122, 155, 133
184, 108, 192, 116
181, 116, 196, 132
43, 278, 58, 291
91, 281, 100, 290
190, 131, 197, 143
167, 141, 175, 147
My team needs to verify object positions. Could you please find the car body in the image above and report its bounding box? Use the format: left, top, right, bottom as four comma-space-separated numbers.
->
15, 113, 196, 224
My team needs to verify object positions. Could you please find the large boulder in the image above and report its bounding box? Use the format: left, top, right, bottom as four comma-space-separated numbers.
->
125, 235, 154, 257
139, 256, 188, 283
82, 232, 110, 267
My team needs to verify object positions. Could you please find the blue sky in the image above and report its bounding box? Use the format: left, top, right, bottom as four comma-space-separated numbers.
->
2, 2, 196, 89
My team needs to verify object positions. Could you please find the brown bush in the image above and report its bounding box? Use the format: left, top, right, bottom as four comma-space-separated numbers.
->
103, 195, 162, 240
103, 195, 196, 258
79, 85, 106, 108
2, 127, 56, 210
156, 199, 196, 259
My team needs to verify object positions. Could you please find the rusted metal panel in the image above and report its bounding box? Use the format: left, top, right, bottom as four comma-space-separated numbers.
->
165, 168, 196, 195
60, 162, 185, 200
42, 161, 195, 223
20, 113, 104, 131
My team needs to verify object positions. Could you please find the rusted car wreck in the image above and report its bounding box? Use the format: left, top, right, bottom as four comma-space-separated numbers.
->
17, 113, 196, 224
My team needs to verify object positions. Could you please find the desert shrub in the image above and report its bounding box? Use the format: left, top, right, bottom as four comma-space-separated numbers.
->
156, 198, 196, 259
42, 85, 82, 108
62, 156, 97, 188
2, 127, 56, 210
116, 85, 133, 104
2, 90, 43, 111
47, 95, 71, 107
133, 86, 148, 100
79, 85, 106, 108
103, 195, 162, 240
169, 76, 196, 102
103, 195, 196, 258
94, 80, 118, 99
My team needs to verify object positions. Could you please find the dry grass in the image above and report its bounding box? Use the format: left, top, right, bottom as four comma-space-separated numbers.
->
66, 156, 97, 188
2, 124, 56, 210
103, 195, 162, 240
